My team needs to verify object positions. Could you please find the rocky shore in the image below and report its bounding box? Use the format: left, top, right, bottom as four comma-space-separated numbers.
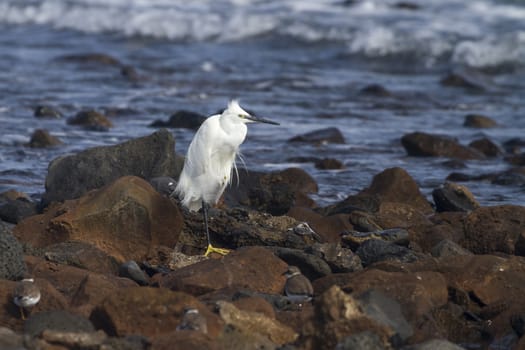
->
1, 128, 525, 350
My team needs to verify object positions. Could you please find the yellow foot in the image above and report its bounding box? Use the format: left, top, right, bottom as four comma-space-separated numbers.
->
204, 244, 230, 257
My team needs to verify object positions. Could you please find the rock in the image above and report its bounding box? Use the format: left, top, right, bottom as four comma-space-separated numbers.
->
157, 247, 288, 296
341, 228, 409, 251
120, 65, 142, 81
359, 84, 392, 97
360, 167, 434, 214
56, 53, 122, 66
393, 2, 420, 10
463, 114, 498, 128
149, 176, 177, 196
356, 239, 421, 267
36, 329, 109, 350
224, 168, 318, 215
43, 241, 120, 274
150, 110, 207, 130
90, 287, 222, 338
315, 158, 345, 170
24, 310, 94, 337
336, 331, 387, 350
15, 176, 183, 262
217, 300, 298, 345
34, 105, 62, 118
461, 205, 525, 255
440, 68, 492, 90
152, 331, 216, 350
288, 127, 345, 144
401, 132, 484, 160
430, 239, 473, 258
306, 243, 362, 273
232, 296, 276, 320
118, 260, 149, 286
404, 339, 466, 350
505, 153, 525, 166
0, 197, 38, 224
269, 247, 332, 280
503, 138, 525, 155
358, 289, 413, 342
216, 323, 277, 350
0, 223, 26, 280
0, 327, 23, 349
27, 129, 63, 148
468, 137, 502, 157
67, 110, 113, 131
43, 129, 179, 204
432, 182, 479, 212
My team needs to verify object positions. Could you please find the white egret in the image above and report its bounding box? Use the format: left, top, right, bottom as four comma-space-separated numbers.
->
173, 100, 279, 256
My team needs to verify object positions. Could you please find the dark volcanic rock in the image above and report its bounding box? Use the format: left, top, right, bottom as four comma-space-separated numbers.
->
25, 310, 95, 337
118, 260, 149, 286
0, 197, 38, 224
44, 241, 120, 274
288, 127, 346, 144
27, 129, 63, 148
314, 158, 345, 170
432, 182, 479, 212
336, 331, 386, 350
268, 247, 332, 280
56, 53, 122, 66
149, 176, 177, 196
306, 243, 362, 273
67, 110, 113, 131
0, 222, 26, 280
359, 84, 392, 97
440, 68, 493, 90
430, 239, 473, 258
34, 105, 62, 119
150, 110, 207, 130
43, 129, 178, 204
463, 114, 497, 128
401, 132, 484, 160
356, 239, 420, 267
468, 137, 503, 157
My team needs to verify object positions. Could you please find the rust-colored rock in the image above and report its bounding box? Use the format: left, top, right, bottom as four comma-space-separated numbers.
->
90, 287, 223, 338
360, 167, 434, 214
158, 246, 288, 296
14, 176, 182, 262
461, 205, 525, 255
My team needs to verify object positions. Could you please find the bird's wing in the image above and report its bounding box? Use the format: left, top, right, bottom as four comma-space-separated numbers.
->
184, 115, 219, 178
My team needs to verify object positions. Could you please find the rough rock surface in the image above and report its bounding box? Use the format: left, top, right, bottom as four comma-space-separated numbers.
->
0, 223, 27, 280
401, 132, 484, 160
43, 129, 179, 204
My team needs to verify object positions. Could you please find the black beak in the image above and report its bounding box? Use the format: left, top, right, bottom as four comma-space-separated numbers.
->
246, 114, 280, 125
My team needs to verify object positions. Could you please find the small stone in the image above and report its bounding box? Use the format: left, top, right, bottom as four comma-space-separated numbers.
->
288, 127, 345, 144
118, 260, 149, 286
34, 105, 62, 118
356, 239, 420, 267
149, 176, 177, 196
432, 182, 479, 212
430, 239, 473, 258
314, 158, 345, 170
463, 114, 497, 128
359, 84, 392, 97
25, 310, 95, 337
67, 110, 113, 131
27, 129, 63, 148
401, 132, 484, 160
468, 137, 502, 157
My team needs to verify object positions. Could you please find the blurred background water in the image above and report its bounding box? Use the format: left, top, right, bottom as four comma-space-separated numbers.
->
0, 0, 524, 206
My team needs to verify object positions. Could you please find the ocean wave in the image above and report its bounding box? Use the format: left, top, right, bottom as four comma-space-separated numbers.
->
1, 0, 525, 67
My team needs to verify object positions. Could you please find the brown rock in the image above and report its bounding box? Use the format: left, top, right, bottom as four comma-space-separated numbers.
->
158, 247, 288, 296
67, 110, 113, 131
360, 167, 434, 214
469, 137, 502, 157
288, 127, 345, 144
314, 158, 345, 170
27, 129, 63, 148
461, 205, 525, 255
375, 201, 432, 229
464, 114, 497, 128
152, 331, 217, 350
401, 132, 484, 160
232, 296, 276, 320
14, 176, 182, 262
90, 287, 223, 338
287, 206, 351, 243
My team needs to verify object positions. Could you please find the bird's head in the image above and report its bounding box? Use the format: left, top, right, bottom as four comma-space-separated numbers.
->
223, 100, 279, 125
284, 266, 302, 278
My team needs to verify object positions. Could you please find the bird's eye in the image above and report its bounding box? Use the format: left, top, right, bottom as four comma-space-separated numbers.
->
238, 114, 245, 118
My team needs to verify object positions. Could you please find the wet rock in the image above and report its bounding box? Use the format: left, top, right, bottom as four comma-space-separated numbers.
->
120, 65, 142, 81
90, 286, 222, 338
288, 127, 346, 144
150, 110, 207, 130
430, 239, 473, 258
401, 132, 484, 160
44, 241, 120, 274
224, 168, 318, 215
25, 310, 95, 337
432, 182, 479, 212
118, 260, 149, 286
0, 223, 26, 280
287, 206, 352, 243
217, 300, 298, 345
463, 114, 498, 128
403, 339, 466, 350
314, 158, 345, 170
16, 176, 182, 262
492, 169, 525, 186
269, 247, 332, 280
461, 205, 525, 255
27, 129, 62, 148
157, 247, 287, 296
359, 84, 392, 97
149, 176, 177, 196
306, 242, 362, 273
356, 239, 420, 267
336, 331, 386, 350
34, 105, 62, 118
321, 193, 381, 216
358, 289, 413, 342
56, 53, 122, 66
67, 110, 113, 131
440, 68, 493, 90
393, 2, 421, 10
505, 153, 525, 166
0, 196, 37, 224
360, 167, 434, 214
468, 137, 503, 157
503, 137, 525, 155
43, 129, 179, 204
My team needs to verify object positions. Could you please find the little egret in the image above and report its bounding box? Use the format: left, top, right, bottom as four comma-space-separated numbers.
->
173, 100, 279, 256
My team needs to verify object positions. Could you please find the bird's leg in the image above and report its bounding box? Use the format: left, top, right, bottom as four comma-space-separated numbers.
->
202, 201, 230, 256
19, 306, 26, 320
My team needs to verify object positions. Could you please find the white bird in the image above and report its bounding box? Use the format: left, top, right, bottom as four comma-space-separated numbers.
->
173, 100, 279, 256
